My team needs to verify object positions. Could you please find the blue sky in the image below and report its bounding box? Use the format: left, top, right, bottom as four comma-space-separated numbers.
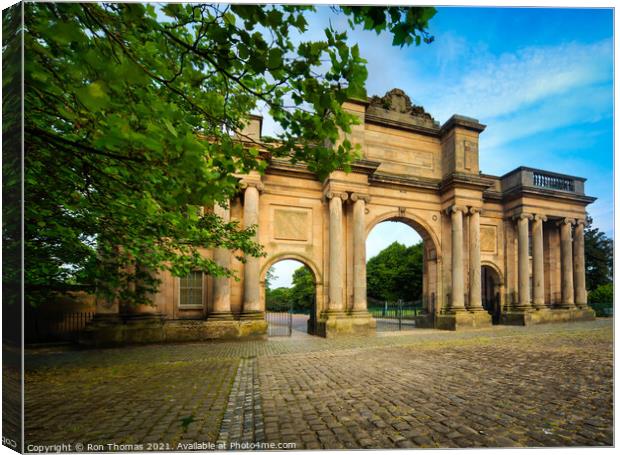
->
266, 6, 613, 288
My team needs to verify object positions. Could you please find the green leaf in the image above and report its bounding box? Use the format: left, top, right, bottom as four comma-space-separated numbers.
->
75, 81, 110, 111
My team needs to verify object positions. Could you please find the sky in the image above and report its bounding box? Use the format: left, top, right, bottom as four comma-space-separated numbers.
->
266, 6, 614, 289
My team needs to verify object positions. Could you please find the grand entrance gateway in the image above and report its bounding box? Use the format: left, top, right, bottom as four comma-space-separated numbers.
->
83, 89, 596, 345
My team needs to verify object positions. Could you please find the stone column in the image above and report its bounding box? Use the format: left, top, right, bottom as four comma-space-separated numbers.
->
327, 191, 348, 313
467, 207, 483, 311
241, 182, 264, 319
515, 213, 532, 310
558, 218, 575, 309
447, 206, 466, 311
573, 219, 587, 308
351, 193, 370, 313
211, 203, 233, 319
531, 214, 547, 309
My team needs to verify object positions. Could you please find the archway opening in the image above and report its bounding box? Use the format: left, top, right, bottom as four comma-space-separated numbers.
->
366, 218, 436, 331
264, 259, 317, 336
481, 265, 501, 324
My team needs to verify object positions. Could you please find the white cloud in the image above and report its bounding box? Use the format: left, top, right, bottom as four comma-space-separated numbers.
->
481, 83, 612, 153
425, 38, 613, 123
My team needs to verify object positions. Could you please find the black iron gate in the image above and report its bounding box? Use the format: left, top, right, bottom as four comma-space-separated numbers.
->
369, 300, 422, 332
266, 311, 292, 337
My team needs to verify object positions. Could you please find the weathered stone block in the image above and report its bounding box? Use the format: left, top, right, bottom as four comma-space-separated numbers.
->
501, 307, 596, 326
79, 315, 125, 347
124, 315, 165, 344
81, 317, 267, 347
436, 311, 492, 331
317, 313, 376, 338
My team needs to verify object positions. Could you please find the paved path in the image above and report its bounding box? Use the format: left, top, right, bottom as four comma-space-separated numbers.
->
24, 319, 613, 450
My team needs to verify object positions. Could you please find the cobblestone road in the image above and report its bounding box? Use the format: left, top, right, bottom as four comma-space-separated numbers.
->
24, 319, 613, 450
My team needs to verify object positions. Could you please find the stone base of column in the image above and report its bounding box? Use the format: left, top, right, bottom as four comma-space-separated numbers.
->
466, 305, 487, 312
435, 311, 492, 331
239, 310, 265, 320
555, 302, 577, 310
316, 311, 376, 338
510, 304, 535, 313
208, 311, 235, 320
501, 307, 595, 326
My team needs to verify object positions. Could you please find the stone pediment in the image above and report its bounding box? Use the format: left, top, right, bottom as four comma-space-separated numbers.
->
367, 88, 439, 130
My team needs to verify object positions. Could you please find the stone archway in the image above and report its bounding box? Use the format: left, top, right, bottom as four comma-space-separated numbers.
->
481, 263, 502, 324
260, 253, 323, 335
365, 210, 441, 327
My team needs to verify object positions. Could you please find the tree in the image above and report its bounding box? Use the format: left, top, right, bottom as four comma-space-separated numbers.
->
289, 266, 315, 313
588, 283, 612, 304
584, 215, 613, 291
13, 3, 436, 307
588, 282, 613, 317
265, 287, 291, 312
265, 268, 277, 291
265, 265, 315, 313
366, 241, 423, 303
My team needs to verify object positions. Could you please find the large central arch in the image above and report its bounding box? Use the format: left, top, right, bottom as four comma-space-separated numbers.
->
365, 209, 442, 326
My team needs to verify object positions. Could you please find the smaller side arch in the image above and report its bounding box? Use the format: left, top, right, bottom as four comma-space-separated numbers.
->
259, 252, 325, 329
481, 260, 504, 285
259, 252, 323, 285
481, 261, 504, 324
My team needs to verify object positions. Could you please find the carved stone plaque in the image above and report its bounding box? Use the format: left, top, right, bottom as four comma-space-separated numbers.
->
273, 208, 310, 242
464, 140, 477, 171
480, 225, 497, 253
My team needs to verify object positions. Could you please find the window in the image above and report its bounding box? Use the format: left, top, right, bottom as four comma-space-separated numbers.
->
179, 271, 204, 308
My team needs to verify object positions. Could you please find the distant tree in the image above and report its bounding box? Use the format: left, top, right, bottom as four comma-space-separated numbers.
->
588, 282, 613, 317
366, 241, 423, 302
289, 266, 315, 312
588, 282, 613, 304
584, 215, 613, 291
265, 287, 291, 312
265, 268, 277, 290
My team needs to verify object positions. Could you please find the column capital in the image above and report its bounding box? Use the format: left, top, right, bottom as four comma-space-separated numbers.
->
350, 192, 371, 203
240, 180, 265, 192
532, 214, 547, 222
512, 213, 533, 221
556, 217, 575, 227
324, 190, 349, 202
445, 205, 466, 216
575, 219, 586, 227
468, 206, 483, 215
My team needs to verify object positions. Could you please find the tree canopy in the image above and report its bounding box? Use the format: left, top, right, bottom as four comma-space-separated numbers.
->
266, 265, 315, 313
7, 3, 436, 307
366, 241, 423, 303
584, 215, 613, 291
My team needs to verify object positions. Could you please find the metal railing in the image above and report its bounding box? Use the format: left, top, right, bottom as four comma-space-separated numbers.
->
533, 172, 575, 192
368, 300, 422, 332
266, 311, 292, 337
25, 311, 95, 343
